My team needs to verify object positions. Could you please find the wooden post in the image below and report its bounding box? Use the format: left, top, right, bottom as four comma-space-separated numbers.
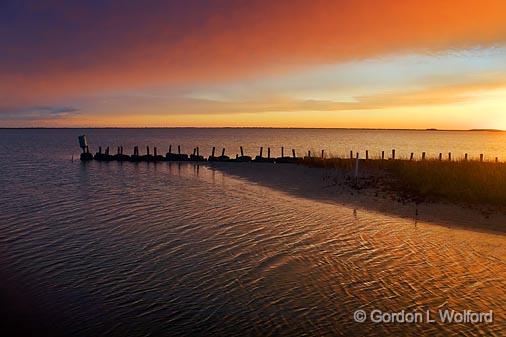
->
292, 149, 296, 158
422, 152, 426, 161
354, 152, 360, 180
350, 150, 353, 159
268, 147, 271, 158
321, 150, 324, 159
464, 153, 468, 161
99, 146, 102, 154
178, 145, 181, 155
480, 154, 484, 162
259, 147, 263, 157
382, 151, 385, 160
439, 153, 442, 161
221, 148, 225, 156
211, 146, 215, 157
366, 150, 369, 160
105, 146, 109, 155
392, 149, 396, 160
192, 148, 196, 156
146, 146, 150, 156
281, 147, 284, 157
448, 152, 452, 161
308, 150, 311, 158
240, 146, 244, 157
197, 147, 200, 156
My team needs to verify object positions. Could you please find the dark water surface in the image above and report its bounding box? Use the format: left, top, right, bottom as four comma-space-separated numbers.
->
0, 129, 505, 336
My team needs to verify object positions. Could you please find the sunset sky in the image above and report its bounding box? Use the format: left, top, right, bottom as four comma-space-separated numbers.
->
1, 0, 506, 129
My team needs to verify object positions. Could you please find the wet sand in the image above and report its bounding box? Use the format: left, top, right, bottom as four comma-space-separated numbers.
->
206, 162, 506, 234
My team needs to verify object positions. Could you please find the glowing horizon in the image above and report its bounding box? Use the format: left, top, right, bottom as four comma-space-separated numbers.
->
1, 0, 506, 129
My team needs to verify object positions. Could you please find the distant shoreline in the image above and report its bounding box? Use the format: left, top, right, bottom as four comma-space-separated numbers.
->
0, 127, 504, 132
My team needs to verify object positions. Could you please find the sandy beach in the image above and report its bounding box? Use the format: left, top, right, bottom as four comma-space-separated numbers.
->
206, 162, 506, 234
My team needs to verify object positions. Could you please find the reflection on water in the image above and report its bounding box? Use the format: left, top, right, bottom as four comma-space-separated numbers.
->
0, 129, 505, 336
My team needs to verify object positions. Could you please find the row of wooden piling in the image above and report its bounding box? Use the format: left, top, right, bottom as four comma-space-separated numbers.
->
81, 144, 500, 163
80, 145, 305, 163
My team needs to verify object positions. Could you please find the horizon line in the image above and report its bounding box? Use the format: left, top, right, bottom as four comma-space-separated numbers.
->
0, 127, 504, 132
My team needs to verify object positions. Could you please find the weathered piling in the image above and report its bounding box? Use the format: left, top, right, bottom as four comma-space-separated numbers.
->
190, 146, 205, 161
153, 147, 165, 161
465, 153, 468, 161
480, 154, 484, 162
382, 151, 385, 160
130, 146, 141, 162
237, 146, 252, 162
78, 135, 93, 161
114, 145, 130, 161
166, 145, 188, 161
410, 153, 414, 161
254, 146, 274, 162
219, 148, 230, 161
366, 150, 369, 160
321, 150, 324, 159
439, 153, 443, 161
422, 152, 426, 161
392, 149, 396, 160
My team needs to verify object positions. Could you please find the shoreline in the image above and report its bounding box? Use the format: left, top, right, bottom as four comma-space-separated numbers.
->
205, 162, 506, 235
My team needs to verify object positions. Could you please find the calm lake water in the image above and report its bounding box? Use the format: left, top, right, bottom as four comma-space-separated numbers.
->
0, 128, 505, 336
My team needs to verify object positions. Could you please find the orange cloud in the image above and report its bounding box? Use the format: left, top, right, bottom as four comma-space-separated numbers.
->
2, 0, 506, 107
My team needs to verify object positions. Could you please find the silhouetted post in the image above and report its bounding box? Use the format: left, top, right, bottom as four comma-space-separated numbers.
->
308, 150, 311, 158
168, 145, 172, 154
146, 146, 150, 156
321, 150, 324, 159
99, 146, 102, 154
120, 146, 123, 155
178, 145, 181, 155
281, 147, 284, 157
354, 152, 360, 181
439, 153, 442, 161
197, 147, 200, 156
410, 153, 414, 161
259, 147, 263, 157
448, 152, 452, 161
211, 147, 215, 157
117, 146, 120, 155
78, 135, 88, 153
422, 152, 426, 160
268, 147, 271, 158
392, 149, 396, 160
221, 148, 225, 156
382, 151, 385, 160
480, 154, 484, 162
465, 153, 468, 161
240, 146, 244, 157
192, 148, 196, 156
350, 150, 353, 159
366, 150, 369, 160
292, 149, 296, 158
